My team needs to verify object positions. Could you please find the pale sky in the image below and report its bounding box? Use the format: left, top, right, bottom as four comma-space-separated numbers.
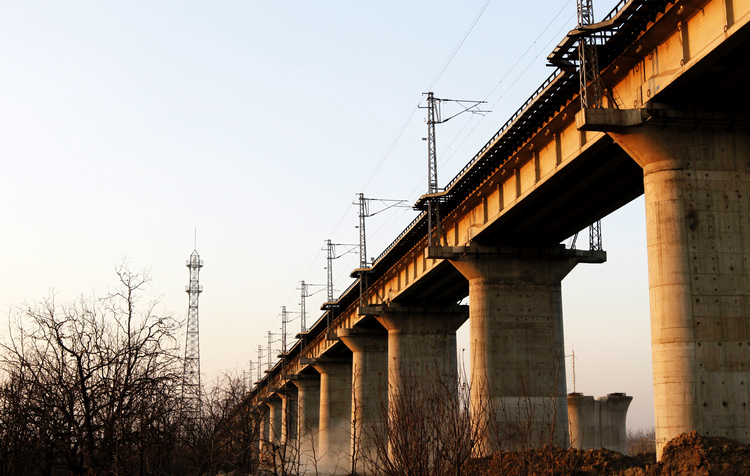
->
0, 1, 653, 429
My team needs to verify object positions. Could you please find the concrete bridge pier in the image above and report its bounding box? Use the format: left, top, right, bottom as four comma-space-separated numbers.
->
258, 398, 273, 464
366, 303, 468, 396
308, 357, 353, 475
268, 396, 283, 447
265, 390, 296, 471
364, 303, 467, 466
568, 392, 633, 455
432, 245, 605, 454
337, 325, 388, 472
259, 403, 272, 464
567, 393, 599, 450
280, 385, 298, 447
362, 303, 469, 398
598, 393, 632, 455
599, 115, 750, 457
290, 374, 321, 471
266, 394, 284, 471
250, 406, 264, 468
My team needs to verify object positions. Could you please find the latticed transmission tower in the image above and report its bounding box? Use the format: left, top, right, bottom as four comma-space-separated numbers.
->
182, 249, 203, 419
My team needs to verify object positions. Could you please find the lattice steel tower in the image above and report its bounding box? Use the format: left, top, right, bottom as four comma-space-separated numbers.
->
420, 93, 485, 247
577, 0, 604, 251
183, 249, 203, 418
577, 0, 602, 109
424, 92, 442, 248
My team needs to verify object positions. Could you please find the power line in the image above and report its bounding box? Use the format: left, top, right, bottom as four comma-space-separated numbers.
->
426, 0, 492, 92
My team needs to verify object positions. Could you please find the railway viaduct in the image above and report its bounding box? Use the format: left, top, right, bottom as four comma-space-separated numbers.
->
249, 0, 750, 472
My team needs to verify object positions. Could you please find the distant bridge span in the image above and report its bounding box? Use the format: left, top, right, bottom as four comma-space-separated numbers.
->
250, 0, 750, 471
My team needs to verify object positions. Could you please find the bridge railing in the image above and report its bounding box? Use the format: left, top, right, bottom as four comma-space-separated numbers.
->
373, 212, 425, 265
443, 70, 561, 193
603, 0, 631, 21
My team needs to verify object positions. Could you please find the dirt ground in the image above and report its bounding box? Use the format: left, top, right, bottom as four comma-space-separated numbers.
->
463, 431, 750, 475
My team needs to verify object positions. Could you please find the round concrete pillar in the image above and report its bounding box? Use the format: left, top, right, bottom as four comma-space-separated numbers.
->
268, 397, 284, 446
260, 402, 270, 440
373, 304, 467, 467
280, 386, 299, 445
251, 406, 266, 464
611, 123, 750, 457
312, 358, 353, 475
258, 402, 272, 463
290, 374, 321, 471
337, 326, 388, 470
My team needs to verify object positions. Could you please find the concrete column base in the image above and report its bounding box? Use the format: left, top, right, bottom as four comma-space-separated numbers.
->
568, 392, 632, 455
290, 374, 321, 473
568, 393, 599, 450
436, 245, 605, 454
259, 402, 272, 465
364, 303, 468, 466
268, 397, 283, 446
338, 325, 388, 473
267, 396, 284, 470
250, 408, 262, 468
599, 393, 632, 455
311, 358, 353, 475
280, 386, 299, 446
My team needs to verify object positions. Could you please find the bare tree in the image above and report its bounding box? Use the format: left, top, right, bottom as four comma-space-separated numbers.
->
197, 372, 263, 475
363, 360, 485, 476
0, 368, 57, 475
0, 266, 184, 475
627, 427, 656, 455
